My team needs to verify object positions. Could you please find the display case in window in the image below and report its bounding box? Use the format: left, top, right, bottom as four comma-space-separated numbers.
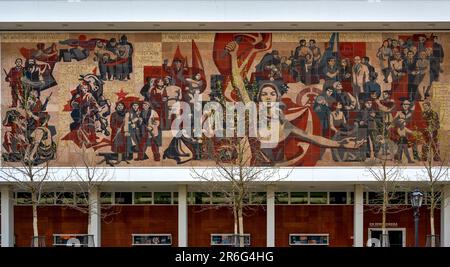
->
290, 192, 308, 204
131, 234, 172, 246
53, 234, 94, 247
39, 192, 55, 205
289, 234, 329, 246
115, 192, 132, 204
250, 192, 266, 204
210, 234, 250, 247
56, 192, 74, 205
75, 192, 88, 205
329, 192, 347, 204
389, 192, 406, 205
192, 192, 211, 204
16, 192, 32, 205
154, 192, 171, 204
368, 192, 385, 205
100, 192, 112, 204
309, 192, 328, 204
275, 192, 289, 204
134, 192, 152, 204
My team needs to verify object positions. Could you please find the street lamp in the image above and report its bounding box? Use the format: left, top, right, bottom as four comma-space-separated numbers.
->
410, 188, 424, 247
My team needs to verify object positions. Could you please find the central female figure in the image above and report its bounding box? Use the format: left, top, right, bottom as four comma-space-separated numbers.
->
224, 40, 364, 166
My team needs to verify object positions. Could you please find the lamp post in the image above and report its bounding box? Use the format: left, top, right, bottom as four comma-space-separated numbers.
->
410, 188, 424, 247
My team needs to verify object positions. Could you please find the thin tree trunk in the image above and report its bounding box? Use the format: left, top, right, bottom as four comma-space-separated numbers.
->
32, 192, 39, 246
87, 205, 92, 237
238, 206, 244, 247
430, 210, 435, 247
233, 201, 238, 235
382, 190, 388, 247
430, 193, 436, 247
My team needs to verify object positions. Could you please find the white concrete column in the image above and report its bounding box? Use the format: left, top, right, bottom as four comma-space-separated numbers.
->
89, 187, 101, 247
178, 184, 188, 247
1, 186, 15, 247
441, 185, 450, 247
266, 185, 275, 247
353, 184, 364, 247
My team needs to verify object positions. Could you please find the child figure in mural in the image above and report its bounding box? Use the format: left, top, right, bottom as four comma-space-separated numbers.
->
394, 118, 415, 164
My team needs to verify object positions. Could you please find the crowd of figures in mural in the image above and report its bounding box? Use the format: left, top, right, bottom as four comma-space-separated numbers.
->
1, 32, 446, 166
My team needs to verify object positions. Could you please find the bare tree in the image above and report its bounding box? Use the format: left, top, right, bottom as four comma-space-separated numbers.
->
191, 136, 290, 247
416, 101, 449, 247
0, 160, 52, 247
363, 118, 409, 247
61, 146, 119, 246
1, 78, 58, 246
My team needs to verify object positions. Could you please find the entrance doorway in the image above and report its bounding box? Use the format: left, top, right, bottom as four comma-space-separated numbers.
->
368, 228, 406, 247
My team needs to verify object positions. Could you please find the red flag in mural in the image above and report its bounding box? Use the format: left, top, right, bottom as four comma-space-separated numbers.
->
191, 40, 207, 92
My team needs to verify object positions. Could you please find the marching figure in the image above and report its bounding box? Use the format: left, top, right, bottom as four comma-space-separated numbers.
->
4, 58, 24, 108
138, 101, 161, 161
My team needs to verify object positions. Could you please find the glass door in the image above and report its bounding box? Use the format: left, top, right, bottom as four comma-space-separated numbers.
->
368, 228, 405, 247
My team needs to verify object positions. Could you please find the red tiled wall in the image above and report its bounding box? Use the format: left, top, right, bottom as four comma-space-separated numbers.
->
188, 205, 267, 247
275, 205, 354, 247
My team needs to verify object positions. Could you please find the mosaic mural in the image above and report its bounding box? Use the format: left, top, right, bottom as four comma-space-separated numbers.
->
1, 32, 449, 167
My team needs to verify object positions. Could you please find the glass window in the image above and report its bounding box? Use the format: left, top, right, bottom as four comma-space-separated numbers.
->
115, 192, 132, 204
154, 192, 171, 204
173, 192, 178, 204
193, 192, 211, 204
56, 192, 74, 205
39, 192, 55, 205
75, 192, 88, 205
212, 192, 229, 205
422, 192, 441, 206
329, 192, 347, 204
368, 192, 383, 205
243, 193, 250, 205
100, 192, 112, 204
187, 192, 195, 204
389, 192, 406, 205
250, 192, 267, 204
134, 192, 152, 204
16, 192, 32, 204
290, 192, 308, 204
349, 192, 354, 204
275, 192, 289, 204
310, 192, 327, 204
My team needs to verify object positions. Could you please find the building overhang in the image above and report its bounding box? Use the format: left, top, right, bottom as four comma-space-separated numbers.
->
0, 0, 449, 31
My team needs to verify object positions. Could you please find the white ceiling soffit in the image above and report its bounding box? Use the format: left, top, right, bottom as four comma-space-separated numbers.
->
0, 0, 449, 30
